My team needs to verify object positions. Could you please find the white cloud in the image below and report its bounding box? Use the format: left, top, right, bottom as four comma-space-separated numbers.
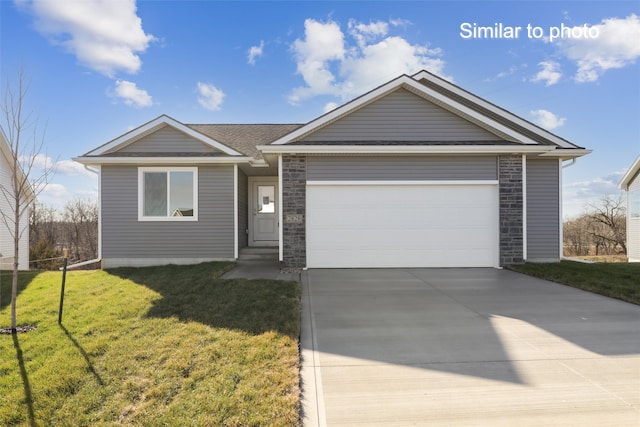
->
289, 18, 448, 105
42, 183, 69, 197
554, 14, 640, 83
112, 80, 153, 107
197, 82, 225, 111
563, 171, 625, 218
54, 160, 95, 177
248, 40, 265, 65
484, 64, 527, 82
289, 19, 346, 104
323, 102, 340, 114
389, 18, 412, 28
531, 61, 562, 86
17, 0, 155, 77
19, 153, 55, 170
19, 155, 96, 178
530, 109, 566, 130
348, 19, 389, 47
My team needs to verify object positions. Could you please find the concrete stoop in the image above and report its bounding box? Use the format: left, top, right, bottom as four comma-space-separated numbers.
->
238, 247, 278, 261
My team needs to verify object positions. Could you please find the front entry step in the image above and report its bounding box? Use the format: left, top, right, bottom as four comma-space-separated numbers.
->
239, 247, 278, 261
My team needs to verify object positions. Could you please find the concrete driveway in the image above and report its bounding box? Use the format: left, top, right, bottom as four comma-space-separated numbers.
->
299, 268, 640, 426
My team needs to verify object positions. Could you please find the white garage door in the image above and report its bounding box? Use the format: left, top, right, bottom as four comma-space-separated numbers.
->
306, 183, 498, 268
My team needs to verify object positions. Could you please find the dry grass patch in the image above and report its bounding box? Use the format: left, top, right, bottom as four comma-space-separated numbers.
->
0, 262, 301, 426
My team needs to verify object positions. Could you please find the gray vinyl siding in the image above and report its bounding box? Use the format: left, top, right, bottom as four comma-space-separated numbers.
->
628, 173, 640, 261
101, 165, 234, 260
116, 126, 218, 153
526, 158, 560, 261
302, 89, 501, 142
307, 156, 498, 181
237, 169, 248, 250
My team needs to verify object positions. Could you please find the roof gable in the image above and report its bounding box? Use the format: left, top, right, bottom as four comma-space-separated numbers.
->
117, 126, 219, 154
300, 88, 503, 143
270, 72, 582, 149
620, 156, 640, 190
84, 115, 242, 157
412, 70, 581, 149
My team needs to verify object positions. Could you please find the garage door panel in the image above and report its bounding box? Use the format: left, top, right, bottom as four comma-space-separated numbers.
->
306, 184, 498, 268
309, 205, 494, 229
309, 248, 495, 268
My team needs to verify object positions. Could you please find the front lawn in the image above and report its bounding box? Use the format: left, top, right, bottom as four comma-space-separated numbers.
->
508, 261, 640, 305
0, 262, 301, 426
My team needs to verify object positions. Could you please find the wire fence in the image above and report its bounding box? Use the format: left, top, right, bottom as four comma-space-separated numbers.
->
0, 253, 73, 325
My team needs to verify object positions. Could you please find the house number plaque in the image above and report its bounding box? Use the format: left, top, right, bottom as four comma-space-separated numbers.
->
285, 214, 303, 224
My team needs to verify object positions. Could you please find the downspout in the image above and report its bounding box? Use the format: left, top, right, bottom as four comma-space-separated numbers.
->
234, 164, 238, 260
522, 155, 527, 262
278, 155, 283, 262
84, 165, 102, 265
559, 158, 577, 260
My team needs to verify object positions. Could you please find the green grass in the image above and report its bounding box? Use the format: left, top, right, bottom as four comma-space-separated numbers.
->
508, 261, 640, 305
0, 262, 301, 426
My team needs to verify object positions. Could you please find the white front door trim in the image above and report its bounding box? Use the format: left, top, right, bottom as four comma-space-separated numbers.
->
248, 177, 279, 247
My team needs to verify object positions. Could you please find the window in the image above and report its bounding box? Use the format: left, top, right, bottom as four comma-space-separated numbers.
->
257, 185, 275, 213
631, 188, 640, 219
138, 167, 198, 221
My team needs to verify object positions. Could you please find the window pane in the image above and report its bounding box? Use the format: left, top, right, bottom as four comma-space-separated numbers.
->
169, 171, 194, 217
631, 190, 640, 218
258, 185, 275, 213
144, 172, 167, 216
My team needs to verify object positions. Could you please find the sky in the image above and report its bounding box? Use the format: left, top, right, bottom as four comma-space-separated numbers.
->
1, 0, 639, 218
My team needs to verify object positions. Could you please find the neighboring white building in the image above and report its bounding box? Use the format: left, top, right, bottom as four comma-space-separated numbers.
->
620, 156, 640, 262
0, 127, 32, 270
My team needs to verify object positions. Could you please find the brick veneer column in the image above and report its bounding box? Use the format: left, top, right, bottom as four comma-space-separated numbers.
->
281, 155, 306, 267
499, 155, 524, 265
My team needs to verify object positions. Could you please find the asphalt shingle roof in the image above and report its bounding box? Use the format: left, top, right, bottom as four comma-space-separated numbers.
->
187, 124, 303, 159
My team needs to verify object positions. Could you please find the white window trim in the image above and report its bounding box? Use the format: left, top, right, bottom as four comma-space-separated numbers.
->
138, 167, 198, 221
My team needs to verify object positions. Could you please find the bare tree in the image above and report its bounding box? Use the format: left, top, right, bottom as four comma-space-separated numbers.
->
62, 198, 98, 263
563, 215, 591, 256
563, 194, 627, 258
0, 68, 55, 332
587, 195, 627, 255
30, 201, 59, 248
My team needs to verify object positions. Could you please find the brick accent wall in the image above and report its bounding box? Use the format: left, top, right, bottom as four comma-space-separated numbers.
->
281, 155, 307, 267
499, 155, 524, 265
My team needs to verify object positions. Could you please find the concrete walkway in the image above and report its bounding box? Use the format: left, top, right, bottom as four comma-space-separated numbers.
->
300, 268, 640, 426
221, 259, 300, 281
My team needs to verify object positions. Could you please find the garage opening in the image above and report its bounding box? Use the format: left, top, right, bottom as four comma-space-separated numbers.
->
306, 182, 499, 268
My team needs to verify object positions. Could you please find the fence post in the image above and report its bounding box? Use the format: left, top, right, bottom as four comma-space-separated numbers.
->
58, 249, 68, 325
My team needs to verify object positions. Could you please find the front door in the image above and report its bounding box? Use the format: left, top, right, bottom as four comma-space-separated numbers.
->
249, 178, 279, 246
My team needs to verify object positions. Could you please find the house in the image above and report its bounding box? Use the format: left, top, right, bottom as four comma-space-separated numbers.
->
74, 71, 590, 269
0, 127, 32, 271
619, 156, 640, 262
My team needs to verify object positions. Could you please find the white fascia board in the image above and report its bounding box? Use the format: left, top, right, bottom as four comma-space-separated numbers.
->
619, 156, 640, 190
537, 149, 592, 159
412, 71, 579, 149
73, 156, 252, 165
258, 144, 554, 155
85, 115, 243, 156
270, 75, 543, 146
